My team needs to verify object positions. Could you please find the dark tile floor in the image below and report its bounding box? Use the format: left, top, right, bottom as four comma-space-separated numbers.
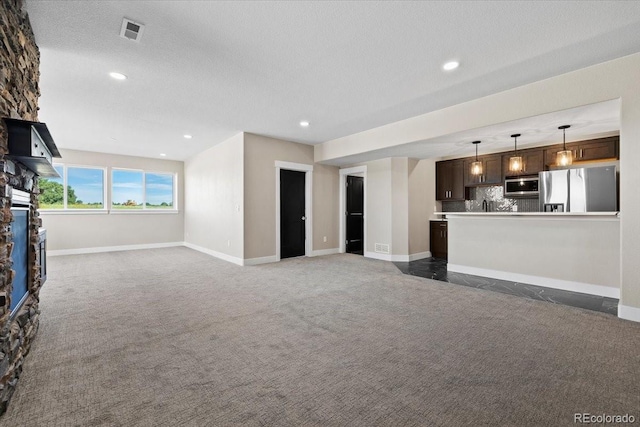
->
393, 257, 618, 316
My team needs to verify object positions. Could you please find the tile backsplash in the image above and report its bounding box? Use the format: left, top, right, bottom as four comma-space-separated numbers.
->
442, 185, 539, 213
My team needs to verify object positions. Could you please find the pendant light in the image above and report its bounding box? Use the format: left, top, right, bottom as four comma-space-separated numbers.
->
556, 125, 573, 166
470, 141, 483, 175
508, 133, 523, 173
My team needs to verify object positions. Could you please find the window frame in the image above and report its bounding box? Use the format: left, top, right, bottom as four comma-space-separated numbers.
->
39, 164, 108, 213
39, 164, 178, 215
110, 167, 178, 212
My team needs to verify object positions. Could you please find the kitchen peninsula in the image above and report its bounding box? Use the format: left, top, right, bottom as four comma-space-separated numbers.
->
439, 211, 620, 299
432, 133, 621, 299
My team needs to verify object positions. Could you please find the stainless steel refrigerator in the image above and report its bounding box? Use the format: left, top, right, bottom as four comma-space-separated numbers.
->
539, 165, 617, 212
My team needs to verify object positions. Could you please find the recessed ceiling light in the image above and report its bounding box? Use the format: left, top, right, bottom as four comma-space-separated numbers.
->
160, 153, 167, 157
183, 134, 192, 139
300, 121, 310, 127
109, 72, 127, 80
442, 61, 459, 71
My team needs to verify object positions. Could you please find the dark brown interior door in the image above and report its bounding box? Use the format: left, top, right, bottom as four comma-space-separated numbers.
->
346, 175, 364, 255
280, 169, 306, 259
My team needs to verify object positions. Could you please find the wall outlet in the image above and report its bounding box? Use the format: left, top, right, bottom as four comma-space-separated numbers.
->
323, 236, 327, 242
227, 240, 230, 247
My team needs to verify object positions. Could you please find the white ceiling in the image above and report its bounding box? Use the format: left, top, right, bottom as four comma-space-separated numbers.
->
330, 99, 621, 166
24, 1, 640, 163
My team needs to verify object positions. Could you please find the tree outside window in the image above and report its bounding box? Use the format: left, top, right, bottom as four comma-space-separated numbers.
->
39, 165, 105, 209
40, 166, 175, 211
67, 167, 104, 209
39, 165, 64, 209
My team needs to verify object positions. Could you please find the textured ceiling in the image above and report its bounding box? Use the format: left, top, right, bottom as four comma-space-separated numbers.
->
24, 1, 640, 162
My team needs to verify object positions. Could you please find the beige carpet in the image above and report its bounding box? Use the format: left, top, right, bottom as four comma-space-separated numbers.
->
1, 247, 639, 426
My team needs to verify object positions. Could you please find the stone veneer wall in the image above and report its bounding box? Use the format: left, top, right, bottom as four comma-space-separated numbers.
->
0, 0, 43, 415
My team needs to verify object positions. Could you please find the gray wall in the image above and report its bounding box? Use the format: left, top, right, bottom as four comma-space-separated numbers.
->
243, 133, 339, 260
408, 159, 435, 256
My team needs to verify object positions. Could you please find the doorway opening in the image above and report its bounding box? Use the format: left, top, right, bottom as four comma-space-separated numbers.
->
280, 169, 306, 259
339, 166, 367, 256
346, 175, 364, 255
275, 161, 313, 261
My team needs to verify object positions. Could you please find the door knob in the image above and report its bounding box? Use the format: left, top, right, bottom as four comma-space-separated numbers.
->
301, 216, 306, 220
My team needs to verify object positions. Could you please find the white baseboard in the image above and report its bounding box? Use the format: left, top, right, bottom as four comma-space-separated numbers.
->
180, 243, 279, 266
309, 248, 340, 257
243, 255, 279, 266
48, 242, 184, 257
408, 251, 431, 262
618, 305, 640, 323
183, 242, 244, 266
364, 251, 392, 261
447, 264, 620, 299
364, 251, 432, 262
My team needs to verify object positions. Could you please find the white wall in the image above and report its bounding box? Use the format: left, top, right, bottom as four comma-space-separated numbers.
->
447, 216, 620, 298
317, 53, 640, 320
360, 158, 392, 257
42, 149, 184, 253
184, 133, 244, 262
348, 157, 433, 261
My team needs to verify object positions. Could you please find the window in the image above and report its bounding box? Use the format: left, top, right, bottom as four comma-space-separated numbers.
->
112, 169, 143, 209
40, 165, 176, 212
39, 165, 105, 210
39, 165, 64, 209
145, 173, 174, 209
67, 167, 105, 209
112, 169, 175, 210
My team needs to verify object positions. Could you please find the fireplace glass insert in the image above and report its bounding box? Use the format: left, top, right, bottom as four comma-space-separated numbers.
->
9, 191, 30, 316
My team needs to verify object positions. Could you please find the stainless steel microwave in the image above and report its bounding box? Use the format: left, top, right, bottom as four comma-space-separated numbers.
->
504, 176, 539, 197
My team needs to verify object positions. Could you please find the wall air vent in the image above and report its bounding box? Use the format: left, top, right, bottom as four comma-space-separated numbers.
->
120, 18, 145, 42
375, 243, 390, 254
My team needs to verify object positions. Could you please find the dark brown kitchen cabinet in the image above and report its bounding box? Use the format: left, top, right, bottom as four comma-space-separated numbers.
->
571, 137, 618, 162
464, 154, 502, 186
544, 136, 618, 167
436, 159, 464, 201
430, 221, 448, 260
502, 147, 544, 178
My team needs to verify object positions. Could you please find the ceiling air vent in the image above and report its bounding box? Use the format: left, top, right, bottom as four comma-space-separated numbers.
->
120, 18, 145, 42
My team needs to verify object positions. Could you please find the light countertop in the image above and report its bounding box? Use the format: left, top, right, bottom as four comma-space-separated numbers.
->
432, 211, 619, 220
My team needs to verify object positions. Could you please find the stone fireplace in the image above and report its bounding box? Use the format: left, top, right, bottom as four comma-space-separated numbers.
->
0, 0, 44, 415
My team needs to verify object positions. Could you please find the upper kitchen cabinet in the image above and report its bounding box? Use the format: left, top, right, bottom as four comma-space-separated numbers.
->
436, 159, 465, 201
502, 147, 544, 178
545, 136, 618, 167
464, 154, 502, 186
571, 137, 619, 162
